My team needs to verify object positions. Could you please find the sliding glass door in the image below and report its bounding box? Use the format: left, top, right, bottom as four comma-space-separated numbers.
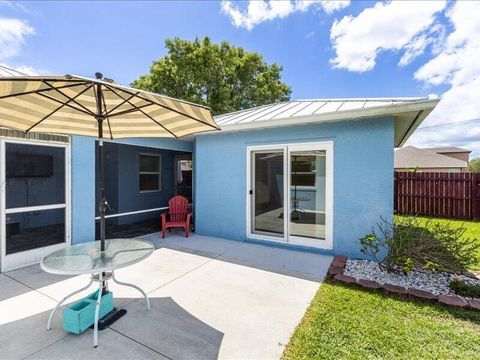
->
251, 150, 285, 238
248, 142, 332, 249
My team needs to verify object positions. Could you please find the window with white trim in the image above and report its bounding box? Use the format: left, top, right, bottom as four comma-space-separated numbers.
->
139, 153, 161, 192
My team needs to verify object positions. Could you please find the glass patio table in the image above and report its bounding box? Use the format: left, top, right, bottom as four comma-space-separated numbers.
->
41, 238, 154, 347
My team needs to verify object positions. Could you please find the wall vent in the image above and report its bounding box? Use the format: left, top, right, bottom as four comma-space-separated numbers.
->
0, 128, 69, 143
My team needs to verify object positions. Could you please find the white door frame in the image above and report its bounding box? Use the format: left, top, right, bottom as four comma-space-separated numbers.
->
0, 138, 71, 272
246, 141, 333, 250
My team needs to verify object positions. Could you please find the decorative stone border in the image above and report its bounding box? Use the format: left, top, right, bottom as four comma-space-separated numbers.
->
328, 256, 480, 312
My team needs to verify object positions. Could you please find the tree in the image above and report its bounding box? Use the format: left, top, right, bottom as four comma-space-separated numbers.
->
131, 37, 291, 115
469, 157, 480, 172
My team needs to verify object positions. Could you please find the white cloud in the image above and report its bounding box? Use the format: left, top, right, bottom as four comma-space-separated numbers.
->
407, 2, 480, 158
0, 17, 34, 60
221, 0, 350, 30
0, 1, 36, 15
330, 1, 446, 72
305, 30, 315, 39
399, 24, 445, 67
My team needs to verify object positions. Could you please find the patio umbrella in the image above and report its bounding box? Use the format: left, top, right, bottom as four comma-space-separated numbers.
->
0, 73, 219, 251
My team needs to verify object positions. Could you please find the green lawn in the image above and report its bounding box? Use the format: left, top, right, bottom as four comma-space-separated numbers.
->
396, 216, 480, 271
283, 282, 480, 360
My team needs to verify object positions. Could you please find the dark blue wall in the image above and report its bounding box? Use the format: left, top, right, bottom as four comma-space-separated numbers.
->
96, 142, 190, 225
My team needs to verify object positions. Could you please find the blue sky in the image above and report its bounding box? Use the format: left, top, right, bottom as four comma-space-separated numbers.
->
1, 1, 479, 157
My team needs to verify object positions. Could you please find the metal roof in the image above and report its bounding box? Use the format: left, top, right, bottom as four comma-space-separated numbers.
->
0, 65, 28, 77
215, 98, 431, 125
212, 98, 439, 147
395, 146, 467, 169
427, 146, 471, 154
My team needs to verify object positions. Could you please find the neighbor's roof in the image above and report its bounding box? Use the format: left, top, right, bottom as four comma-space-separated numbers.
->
212, 98, 440, 147
0, 65, 29, 77
427, 146, 471, 154
394, 146, 467, 169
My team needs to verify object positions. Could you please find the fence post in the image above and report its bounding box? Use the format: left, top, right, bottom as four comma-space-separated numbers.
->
473, 173, 480, 220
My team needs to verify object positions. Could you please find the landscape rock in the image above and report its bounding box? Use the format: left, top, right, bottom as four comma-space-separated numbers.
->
468, 299, 480, 311
357, 279, 381, 290
328, 266, 343, 277
408, 288, 437, 301
344, 259, 480, 298
438, 295, 468, 308
383, 283, 408, 297
331, 260, 346, 269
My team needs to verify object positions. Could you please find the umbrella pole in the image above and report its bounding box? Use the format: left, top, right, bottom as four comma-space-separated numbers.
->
98, 118, 106, 252
95, 78, 107, 252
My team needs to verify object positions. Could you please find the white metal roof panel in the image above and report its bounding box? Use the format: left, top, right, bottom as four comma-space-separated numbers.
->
293, 101, 328, 116
212, 97, 440, 147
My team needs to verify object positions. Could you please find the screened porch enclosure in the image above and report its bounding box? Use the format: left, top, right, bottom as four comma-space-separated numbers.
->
94, 141, 192, 239
4, 141, 68, 255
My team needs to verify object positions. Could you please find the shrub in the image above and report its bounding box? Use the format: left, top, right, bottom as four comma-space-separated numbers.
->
359, 216, 480, 273
450, 278, 480, 299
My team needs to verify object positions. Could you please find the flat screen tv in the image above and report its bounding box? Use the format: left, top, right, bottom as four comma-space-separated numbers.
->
6, 152, 54, 178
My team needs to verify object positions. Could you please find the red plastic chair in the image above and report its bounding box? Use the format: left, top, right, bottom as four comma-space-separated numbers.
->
161, 196, 192, 238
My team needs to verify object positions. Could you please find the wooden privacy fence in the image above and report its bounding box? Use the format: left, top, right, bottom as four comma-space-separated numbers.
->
394, 171, 480, 220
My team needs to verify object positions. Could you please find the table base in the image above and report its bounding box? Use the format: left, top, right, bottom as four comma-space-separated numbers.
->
46, 271, 150, 347
94, 307, 127, 331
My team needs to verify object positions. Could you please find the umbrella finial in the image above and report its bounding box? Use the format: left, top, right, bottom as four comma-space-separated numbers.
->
95, 72, 103, 79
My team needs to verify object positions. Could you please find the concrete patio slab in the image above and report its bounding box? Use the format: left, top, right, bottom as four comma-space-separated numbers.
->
146, 255, 321, 359
25, 328, 166, 360
111, 296, 224, 360
142, 231, 241, 257
218, 241, 331, 281
0, 233, 331, 360
0, 288, 66, 359
107, 247, 212, 307
0, 273, 32, 300
6, 263, 73, 290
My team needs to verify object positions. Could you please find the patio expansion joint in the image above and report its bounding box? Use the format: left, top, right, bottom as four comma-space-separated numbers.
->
21, 334, 73, 360
2, 273, 76, 360
3, 272, 63, 304
108, 327, 173, 360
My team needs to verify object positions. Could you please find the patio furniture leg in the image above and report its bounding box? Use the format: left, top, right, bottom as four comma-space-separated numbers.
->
93, 273, 103, 348
112, 271, 150, 310
46, 277, 94, 330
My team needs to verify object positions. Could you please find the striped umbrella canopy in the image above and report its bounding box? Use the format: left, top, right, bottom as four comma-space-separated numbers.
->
0, 73, 219, 252
0, 73, 219, 138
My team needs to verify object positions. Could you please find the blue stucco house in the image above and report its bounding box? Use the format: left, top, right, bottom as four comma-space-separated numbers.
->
0, 97, 438, 272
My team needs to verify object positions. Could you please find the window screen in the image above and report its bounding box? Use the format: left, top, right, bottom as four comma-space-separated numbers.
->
139, 154, 160, 192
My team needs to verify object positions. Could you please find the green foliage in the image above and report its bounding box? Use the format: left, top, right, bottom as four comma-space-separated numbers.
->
450, 278, 480, 299
282, 283, 480, 360
131, 37, 291, 115
399, 215, 480, 270
359, 216, 480, 273
469, 157, 480, 172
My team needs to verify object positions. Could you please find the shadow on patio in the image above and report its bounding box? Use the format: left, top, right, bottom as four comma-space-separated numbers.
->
1, 233, 331, 359
0, 295, 223, 359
